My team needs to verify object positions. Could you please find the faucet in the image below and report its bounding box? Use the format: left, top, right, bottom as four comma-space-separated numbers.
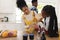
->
4, 16, 8, 22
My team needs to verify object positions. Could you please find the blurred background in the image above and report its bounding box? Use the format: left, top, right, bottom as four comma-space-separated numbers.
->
0, 0, 60, 30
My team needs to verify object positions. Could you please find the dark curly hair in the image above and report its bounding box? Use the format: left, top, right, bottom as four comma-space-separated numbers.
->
16, 0, 28, 10
32, 0, 37, 3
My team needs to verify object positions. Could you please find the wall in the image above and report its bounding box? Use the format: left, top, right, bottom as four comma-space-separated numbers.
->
56, 0, 60, 29
0, 23, 25, 31
0, 13, 16, 23
0, 0, 17, 30
0, 0, 16, 23
0, 0, 16, 13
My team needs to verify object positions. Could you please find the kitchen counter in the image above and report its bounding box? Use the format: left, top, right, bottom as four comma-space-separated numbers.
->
0, 23, 60, 40
0, 31, 59, 40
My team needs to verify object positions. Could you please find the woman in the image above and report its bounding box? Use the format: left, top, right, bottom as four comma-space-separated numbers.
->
41, 5, 59, 37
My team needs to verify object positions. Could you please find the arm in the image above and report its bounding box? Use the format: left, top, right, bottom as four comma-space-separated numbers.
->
22, 15, 26, 25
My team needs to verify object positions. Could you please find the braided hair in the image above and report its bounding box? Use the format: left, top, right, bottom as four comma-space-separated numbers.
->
42, 5, 57, 18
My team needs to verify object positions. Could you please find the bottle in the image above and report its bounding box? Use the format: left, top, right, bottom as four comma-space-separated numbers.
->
29, 34, 34, 40
39, 25, 41, 33
23, 34, 28, 40
37, 31, 40, 40
41, 32, 46, 40
36, 25, 41, 40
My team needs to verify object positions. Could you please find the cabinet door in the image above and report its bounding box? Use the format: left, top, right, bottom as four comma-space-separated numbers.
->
0, 0, 16, 13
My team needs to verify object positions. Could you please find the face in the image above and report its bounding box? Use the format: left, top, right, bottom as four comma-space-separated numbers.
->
41, 11, 47, 18
22, 6, 29, 14
32, 2, 38, 7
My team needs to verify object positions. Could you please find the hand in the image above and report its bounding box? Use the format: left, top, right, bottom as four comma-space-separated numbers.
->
38, 17, 43, 22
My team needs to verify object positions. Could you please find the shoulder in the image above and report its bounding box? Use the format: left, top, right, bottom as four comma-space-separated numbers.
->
31, 10, 37, 14
30, 11, 35, 15
30, 6, 36, 10
22, 14, 26, 19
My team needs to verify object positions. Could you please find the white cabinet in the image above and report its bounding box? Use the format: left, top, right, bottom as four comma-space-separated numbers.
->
0, 0, 16, 13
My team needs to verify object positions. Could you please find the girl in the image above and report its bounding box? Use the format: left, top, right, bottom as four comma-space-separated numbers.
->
16, 0, 42, 33
16, 0, 38, 26
41, 5, 59, 37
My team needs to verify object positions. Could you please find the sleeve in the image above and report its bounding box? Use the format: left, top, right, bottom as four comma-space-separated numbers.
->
30, 6, 36, 11
37, 22, 45, 28
30, 6, 38, 13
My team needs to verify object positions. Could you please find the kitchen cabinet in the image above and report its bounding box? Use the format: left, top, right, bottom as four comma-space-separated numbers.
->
0, 0, 16, 13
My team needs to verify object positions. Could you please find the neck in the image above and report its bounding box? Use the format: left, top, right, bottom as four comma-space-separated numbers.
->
24, 10, 30, 15
32, 5, 37, 8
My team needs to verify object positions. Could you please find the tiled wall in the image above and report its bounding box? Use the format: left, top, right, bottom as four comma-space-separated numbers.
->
0, 0, 16, 23
0, 23, 25, 31
0, 13, 16, 23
